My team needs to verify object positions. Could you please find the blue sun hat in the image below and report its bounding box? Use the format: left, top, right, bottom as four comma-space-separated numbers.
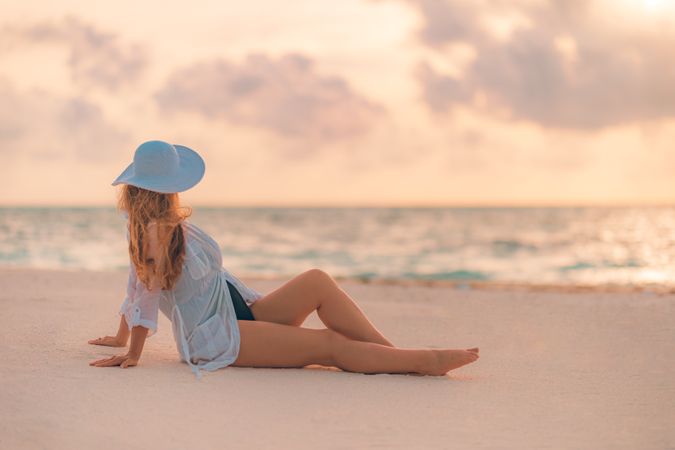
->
112, 140, 205, 193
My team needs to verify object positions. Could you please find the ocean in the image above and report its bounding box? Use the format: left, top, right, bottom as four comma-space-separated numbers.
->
0, 206, 672, 287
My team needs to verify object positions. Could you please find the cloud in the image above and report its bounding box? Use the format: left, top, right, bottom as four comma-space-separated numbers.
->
1, 16, 147, 90
412, 0, 483, 46
401, 0, 675, 129
0, 79, 130, 162
154, 52, 386, 141
415, 61, 473, 112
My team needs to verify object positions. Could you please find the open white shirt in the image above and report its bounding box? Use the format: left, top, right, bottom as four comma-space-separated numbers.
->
118, 220, 264, 380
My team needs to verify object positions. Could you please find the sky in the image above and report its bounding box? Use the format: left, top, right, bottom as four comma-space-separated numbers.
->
0, 0, 674, 206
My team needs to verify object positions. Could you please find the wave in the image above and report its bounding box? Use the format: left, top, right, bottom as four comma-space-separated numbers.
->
400, 270, 491, 281
558, 259, 643, 272
1, 206, 672, 287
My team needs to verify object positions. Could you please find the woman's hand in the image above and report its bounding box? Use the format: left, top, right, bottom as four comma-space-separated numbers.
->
89, 321, 147, 368
89, 353, 139, 368
88, 335, 127, 347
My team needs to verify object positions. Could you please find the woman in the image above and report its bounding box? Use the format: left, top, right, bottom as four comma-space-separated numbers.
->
88, 140, 480, 379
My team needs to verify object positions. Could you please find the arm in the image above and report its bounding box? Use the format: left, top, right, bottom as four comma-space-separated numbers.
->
127, 325, 149, 360
121, 241, 163, 365
116, 315, 131, 345
90, 222, 162, 368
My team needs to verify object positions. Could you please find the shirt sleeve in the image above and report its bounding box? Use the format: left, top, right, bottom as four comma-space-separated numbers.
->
119, 261, 160, 337
118, 254, 137, 312
118, 224, 161, 337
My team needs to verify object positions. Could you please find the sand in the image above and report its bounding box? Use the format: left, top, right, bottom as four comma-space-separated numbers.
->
0, 268, 673, 449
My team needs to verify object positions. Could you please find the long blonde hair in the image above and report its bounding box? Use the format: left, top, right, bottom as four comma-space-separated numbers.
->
117, 185, 192, 290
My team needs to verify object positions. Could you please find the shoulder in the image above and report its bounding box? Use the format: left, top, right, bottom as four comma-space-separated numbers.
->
146, 221, 161, 237
147, 220, 191, 247
182, 221, 221, 258
147, 220, 179, 248
146, 220, 175, 236
183, 221, 218, 246
144, 222, 161, 255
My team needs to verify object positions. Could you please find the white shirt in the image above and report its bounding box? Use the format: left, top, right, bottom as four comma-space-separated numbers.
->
118, 220, 264, 380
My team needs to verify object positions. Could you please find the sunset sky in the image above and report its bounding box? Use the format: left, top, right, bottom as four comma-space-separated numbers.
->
1, 0, 674, 206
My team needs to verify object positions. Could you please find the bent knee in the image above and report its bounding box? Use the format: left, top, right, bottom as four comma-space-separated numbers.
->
302, 268, 333, 284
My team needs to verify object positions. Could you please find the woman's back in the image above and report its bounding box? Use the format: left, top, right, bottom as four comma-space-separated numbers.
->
121, 219, 264, 379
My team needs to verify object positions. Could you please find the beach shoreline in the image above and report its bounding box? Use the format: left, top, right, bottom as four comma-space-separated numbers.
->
337, 277, 675, 295
3, 265, 671, 295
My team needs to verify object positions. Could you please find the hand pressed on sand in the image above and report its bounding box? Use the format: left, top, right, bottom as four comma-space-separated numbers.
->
89, 353, 139, 368
88, 335, 127, 347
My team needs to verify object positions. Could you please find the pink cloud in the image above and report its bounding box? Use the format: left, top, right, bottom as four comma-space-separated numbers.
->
399, 0, 675, 129
155, 52, 386, 142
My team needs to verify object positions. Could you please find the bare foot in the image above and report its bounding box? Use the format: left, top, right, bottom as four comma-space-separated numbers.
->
466, 347, 479, 354
425, 349, 479, 376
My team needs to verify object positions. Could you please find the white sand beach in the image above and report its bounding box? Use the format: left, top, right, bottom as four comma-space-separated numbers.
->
0, 268, 673, 449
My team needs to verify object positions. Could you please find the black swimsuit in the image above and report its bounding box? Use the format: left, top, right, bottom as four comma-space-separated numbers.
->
226, 280, 256, 321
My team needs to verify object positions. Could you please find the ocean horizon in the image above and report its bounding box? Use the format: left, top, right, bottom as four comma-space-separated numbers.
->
1, 205, 673, 289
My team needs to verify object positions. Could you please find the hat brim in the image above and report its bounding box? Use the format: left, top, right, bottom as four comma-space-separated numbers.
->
111, 144, 205, 193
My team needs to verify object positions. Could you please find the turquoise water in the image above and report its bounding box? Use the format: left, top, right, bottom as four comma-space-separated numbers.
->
0, 206, 673, 287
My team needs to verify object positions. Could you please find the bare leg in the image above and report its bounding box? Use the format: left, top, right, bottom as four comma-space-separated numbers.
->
249, 269, 395, 347
233, 320, 479, 375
